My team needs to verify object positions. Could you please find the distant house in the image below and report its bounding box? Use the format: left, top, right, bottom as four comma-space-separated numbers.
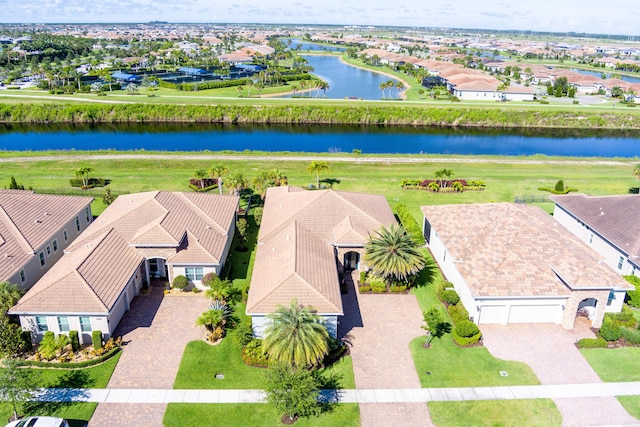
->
501, 85, 537, 101
0, 190, 93, 291
551, 194, 640, 278
246, 187, 396, 338
10, 191, 238, 344
422, 203, 632, 329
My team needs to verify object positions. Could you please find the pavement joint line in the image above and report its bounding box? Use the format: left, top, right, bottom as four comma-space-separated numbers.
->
25, 382, 640, 404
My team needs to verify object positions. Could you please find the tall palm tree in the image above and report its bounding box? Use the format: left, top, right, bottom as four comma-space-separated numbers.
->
379, 82, 386, 99
209, 164, 228, 194
306, 161, 329, 190
225, 171, 247, 196
633, 164, 640, 180
263, 300, 329, 369
364, 223, 426, 284
395, 81, 405, 98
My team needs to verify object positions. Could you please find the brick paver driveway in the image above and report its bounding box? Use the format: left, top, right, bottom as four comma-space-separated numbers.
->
339, 274, 435, 427
89, 282, 210, 427
482, 321, 640, 427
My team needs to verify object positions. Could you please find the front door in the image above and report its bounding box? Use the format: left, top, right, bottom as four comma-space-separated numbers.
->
344, 251, 360, 270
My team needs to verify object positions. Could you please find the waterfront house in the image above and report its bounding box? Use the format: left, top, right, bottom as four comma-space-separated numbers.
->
10, 191, 238, 344
422, 203, 632, 329
0, 190, 93, 291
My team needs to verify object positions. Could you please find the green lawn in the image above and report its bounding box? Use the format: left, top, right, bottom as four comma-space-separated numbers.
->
163, 403, 360, 427
580, 347, 640, 382
428, 400, 562, 427
0, 352, 121, 424
617, 396, 640, 419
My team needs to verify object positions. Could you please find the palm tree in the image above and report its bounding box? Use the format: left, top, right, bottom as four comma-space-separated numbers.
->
364, 223, 426, 284
208, 164, 228, 194
434, 168, 455, 191
269, 169, 288, 186
252, 171, 272, 199
395, 81, 405, 98
306, 161, 329, 189
225, 171, 247, 196
633, 164, 640, 180
379, 82, 386, 99
195, 309, 224, 333
75, 166, 93, 188
193, 169, 207, 189
263, 300, 330, 369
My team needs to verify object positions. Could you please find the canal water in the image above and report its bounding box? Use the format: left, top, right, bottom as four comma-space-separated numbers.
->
0, 124, 638, 157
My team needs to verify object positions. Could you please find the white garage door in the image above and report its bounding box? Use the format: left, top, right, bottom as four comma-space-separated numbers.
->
478, 305, 507, 324
508, 305, 562, 324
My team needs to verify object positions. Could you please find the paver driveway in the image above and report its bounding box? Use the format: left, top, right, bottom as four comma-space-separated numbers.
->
482, 321, 640, 427
339, 274, 435, 427
89, 283, 210, 427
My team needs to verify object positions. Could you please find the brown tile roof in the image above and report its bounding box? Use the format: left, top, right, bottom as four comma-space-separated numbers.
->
0, 190, 92, 282
11, 191, 238, 315
248, 187, 396, 315
551, 194, 640, 257
421, 203, 632, 298
10, 229, 144, 314
246, 221, 342, 314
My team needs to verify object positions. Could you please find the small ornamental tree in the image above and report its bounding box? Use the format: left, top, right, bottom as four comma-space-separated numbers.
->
102, 187, 115, 205
422, 307, 451, 347
0, 358, 39, 421
265, 364, 322, 423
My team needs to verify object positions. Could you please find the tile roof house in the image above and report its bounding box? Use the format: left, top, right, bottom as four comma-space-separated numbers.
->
0, 190, 93, 291
246, 186, 396, 337
421, 203, 632, 329
551, 194, 640, 278
10, 191, 238, 344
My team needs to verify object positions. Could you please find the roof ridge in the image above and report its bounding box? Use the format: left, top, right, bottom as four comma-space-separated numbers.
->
76, 228, 118, 308
71, 270, 110, 311
331, 191, 383, 226
0, 203, 34, 252
171, 192, 227, 235
247, 271, 298, 312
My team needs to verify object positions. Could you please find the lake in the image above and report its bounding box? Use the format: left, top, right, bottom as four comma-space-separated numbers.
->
282, 55, 400, 100
285, 38, 346, 52
569, 68, 640, 84
0, 124, 639, 157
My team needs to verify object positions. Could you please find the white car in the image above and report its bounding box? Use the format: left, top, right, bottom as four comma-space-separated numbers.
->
5, 417, 70, 427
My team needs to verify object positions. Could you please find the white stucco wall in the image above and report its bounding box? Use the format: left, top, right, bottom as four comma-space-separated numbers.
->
453, 89, 500, 100
170, 265, 219, 288
19, 313, 109, 345
502, 92, 536, 101
553, 204, 640, 277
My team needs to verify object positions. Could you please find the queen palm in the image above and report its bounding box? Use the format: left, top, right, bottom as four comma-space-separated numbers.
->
75, 166, 93, 188
633, 163, 640, 180
193, 169, 207, 189
209, 164, 228, 194
306, 160, 329, 189
364, 223, 425, 284
263, 300, 329, 369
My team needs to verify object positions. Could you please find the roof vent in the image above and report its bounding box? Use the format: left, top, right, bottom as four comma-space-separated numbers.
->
44, 212, 50, 216
206, 225, 212, 229
4, 253, 11, 258
286, 235, 290, 240
34, 219, 42, 224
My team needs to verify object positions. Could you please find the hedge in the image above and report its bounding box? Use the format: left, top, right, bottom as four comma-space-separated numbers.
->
442, 289, 460, 305
454, 319, 480, 338
69, 330, 80, 352
16, 346, 120, 369
395, 203, 426, 245
625, 275, 640, 308
620, 327, 640, 345
448, 303, 469, 324
452, 330, 482, 346
92, 331, 103, 349
576, 337, 608, 348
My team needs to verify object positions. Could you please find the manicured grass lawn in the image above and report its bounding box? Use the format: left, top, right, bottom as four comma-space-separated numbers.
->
428, 400, 562, 427
0, 352, 121, 424
163, 403, 359, 427
617, 396, 640, 419
580, 347, 640, 382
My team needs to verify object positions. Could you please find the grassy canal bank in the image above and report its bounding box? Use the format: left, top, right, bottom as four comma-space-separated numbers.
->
1, 101, 640, 129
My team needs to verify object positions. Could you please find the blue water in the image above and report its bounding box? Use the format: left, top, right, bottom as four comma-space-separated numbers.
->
285, 39, 346, 52
569, 68, 640, 84
1, 125, 638, 157
283, 55, 400, 100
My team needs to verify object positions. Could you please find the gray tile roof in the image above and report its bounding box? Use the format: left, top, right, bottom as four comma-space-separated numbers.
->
421, 203, 632, 298
551, 194, 640, 257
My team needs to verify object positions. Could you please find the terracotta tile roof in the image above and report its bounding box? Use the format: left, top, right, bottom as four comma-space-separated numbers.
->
248, 187, 395, 315
10, 229, 143, 314
246, 221, 342, 314
0, 190, 92, 281
11, 192, 238, 315
421, 203, 632, 298
551, 194, 640, 257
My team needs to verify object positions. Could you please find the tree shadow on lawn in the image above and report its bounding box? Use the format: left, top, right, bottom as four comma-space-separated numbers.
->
414, 256, 439, 288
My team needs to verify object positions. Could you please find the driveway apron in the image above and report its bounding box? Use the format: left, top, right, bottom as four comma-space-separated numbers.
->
339, 273, 435, 426
89, 283, 210, 427
482, 322, 640, 427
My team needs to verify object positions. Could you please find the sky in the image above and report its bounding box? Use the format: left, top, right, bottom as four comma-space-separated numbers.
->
1, 0, 639, 36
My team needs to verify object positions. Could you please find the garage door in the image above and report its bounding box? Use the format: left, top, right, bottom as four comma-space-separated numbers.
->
508, 305, 562, 324
478, 305, 507, 324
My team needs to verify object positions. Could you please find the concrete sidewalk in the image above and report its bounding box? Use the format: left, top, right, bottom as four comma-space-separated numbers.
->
31, 382, 640, 404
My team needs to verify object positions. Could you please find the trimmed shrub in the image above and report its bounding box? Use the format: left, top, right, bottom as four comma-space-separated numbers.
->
576, 337, 608, 348
448, 303, 469, 324
370, 281, 386, 293
359, 270, 368, 283
609, 306, 636, 328
625, 275, 640, 308
242, 339, 269, 367
172, 275, 189, 290
453, 330, 482, 346
389, 285, 407, 293
358, 285, 371, 293
69, 330, 80, 352
620, 327, 640, 345
455, 319, 480, 338
442, 289, 460, 305
554, 180, 565, 192
396, 203, 426, 245
436, 281, 454, 301
599, 318, 621, 342
17, 347, 120, 369
92, 330, 103, 349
